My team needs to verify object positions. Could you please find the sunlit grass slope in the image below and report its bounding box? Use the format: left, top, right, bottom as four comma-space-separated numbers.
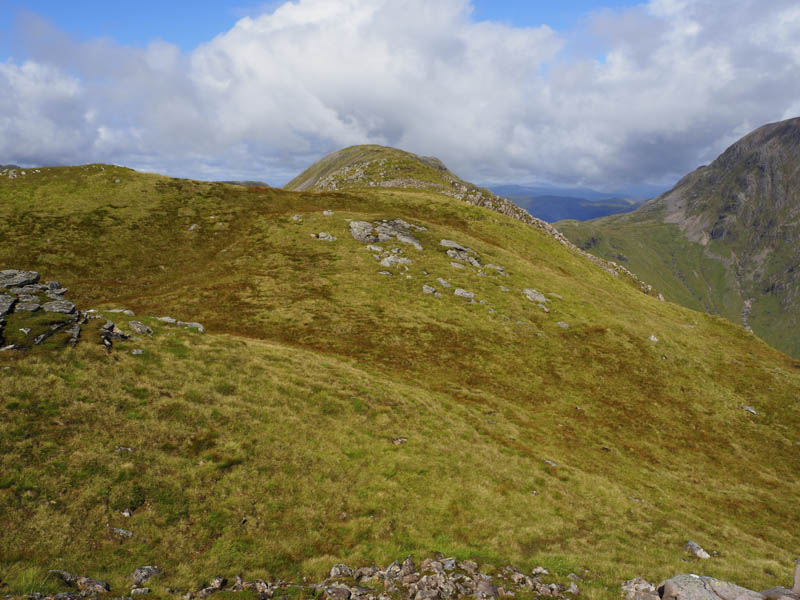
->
1, 165, 799, 597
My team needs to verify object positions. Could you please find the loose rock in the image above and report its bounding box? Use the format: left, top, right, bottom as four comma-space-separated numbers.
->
684, 541, 711, 559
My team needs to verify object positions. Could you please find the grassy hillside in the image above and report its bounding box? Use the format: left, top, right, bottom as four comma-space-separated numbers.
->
1, 165, 799, 598
557, 118, 800, 358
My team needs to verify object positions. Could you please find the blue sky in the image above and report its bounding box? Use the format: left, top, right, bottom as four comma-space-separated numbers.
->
1, 0, 799, 187
1, 1, 637, 55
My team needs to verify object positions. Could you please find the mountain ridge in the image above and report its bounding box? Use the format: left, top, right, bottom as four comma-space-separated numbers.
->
557, 116, 800, 357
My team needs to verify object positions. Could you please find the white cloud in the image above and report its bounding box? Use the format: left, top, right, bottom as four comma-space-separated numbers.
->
2, 0, 800, 188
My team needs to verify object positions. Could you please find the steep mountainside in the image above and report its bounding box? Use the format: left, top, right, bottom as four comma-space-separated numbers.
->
558, 117, 800, 357
0, 161, 799, 597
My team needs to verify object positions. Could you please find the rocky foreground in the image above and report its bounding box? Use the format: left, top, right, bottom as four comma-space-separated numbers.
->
8, 555, 799, 600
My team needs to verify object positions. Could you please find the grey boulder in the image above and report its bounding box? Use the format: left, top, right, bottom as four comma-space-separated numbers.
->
43, 300, 76, 314
660, 575, 764, 600
132, 566, 163, 585
0, 269, 40, 289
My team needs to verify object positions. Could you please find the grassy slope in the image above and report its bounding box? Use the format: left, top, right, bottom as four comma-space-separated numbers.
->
285, 145, 472, 193
1, 165, 799, 597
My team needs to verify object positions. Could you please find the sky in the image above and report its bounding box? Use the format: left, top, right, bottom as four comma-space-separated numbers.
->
2, 0, 800, 190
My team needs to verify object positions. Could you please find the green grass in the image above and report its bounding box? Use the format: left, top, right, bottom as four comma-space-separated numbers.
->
0, 165, 799, 598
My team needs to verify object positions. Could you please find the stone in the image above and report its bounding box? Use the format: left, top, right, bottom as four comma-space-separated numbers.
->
684, 540, 711, 559
660, 575, 764, 600
350, 221, 379, 243
523, 289, 547, 304
500, 286, 510, 292
49, 570, 77, 586
188, 224, 199, 231
649, 335, 659, 342
132, 566, 163, 586
397, 233, 423, 251
131, 588, 150, 595
0, 295, 16, 317
422, 285, 437, 295
392, 437, 408, 445
538, 304, 550, 313
325, 585, 352, 600
485, 264, 506, 274
622, 578, 659, 600
446, 248, 481, 267
366, 244, 383, 252
314, 232, 337, 241
132, 349, 144, 356
291, 214, 303, 221
454, 288, 474, 300
18, 294, 40, 303
742, 405, 758, 415
567, 583, 580, 595
155, 316, 177, 323
556, 322, 570, 329
544, 459, 558, 467
331, 564, 354, 579
440, 240, 469, 252
111, 527, 134, 539
77, 577, 111, 594
323, 210, 334, 216
380, 255, 412, 268
16, 302, 41, 312
0, 269, 40, 289
129, 321, 153, 336
108, 309, 136, 316
177, 321, 205, 333
379, 271, 392, 276
450, 262, 465, 269
436, 278, 451, 288
46, 281, 61, 290
43, 300, 76, 314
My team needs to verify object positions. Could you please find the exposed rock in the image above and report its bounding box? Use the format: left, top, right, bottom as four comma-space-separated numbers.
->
131, 587, 151, 595
129, 321, 153, 336
350, 221, 379, 243
454, 288, 474, 300
108, 309, 135, 316
684, 541, 711, 559
132, 566, 163, 586
649, 335, 659, 343
110, 526, 134, 539
446, 248, 481, 268
742, 406, 758, 416
623, 577, 659, 600
440, 240, 470, 252
77, 577, 111, 594
0, 295, 16, 317
397, 233, 423, 251
155, 316, 177, 324
314, 232, 337, 241
131, 349, 144, 356
49, 570, 78, 586
380, 255, 412, 268
485, 264, 506, 275
422, 285, 437, 295
660, 574, 764, 600
436, 278, 451, 288
177, 321, 205, 333
16, 302, 41, 312
0, 270, 40, 289
188, 224, 199, 231
323, 210, 334, 216
330, 564, 354, 579
523, 289, 547, 304
450, 262, 465, 269
43, 300, 76, 314
556, 322, 570, 329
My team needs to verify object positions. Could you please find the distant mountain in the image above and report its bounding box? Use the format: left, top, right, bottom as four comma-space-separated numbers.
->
489, 184, 645, 222
0, 164, 20, 170
558, 116, 800, 357
219, 180, 270, 187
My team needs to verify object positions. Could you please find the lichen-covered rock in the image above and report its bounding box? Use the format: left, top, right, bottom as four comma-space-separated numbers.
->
132, 566, 163, 585
129, 321, 153, 336
77, 576, 111, 594
0, 269, 40, 289
0, 294, 16, 317
660, 575, 764, 600
523, 289, 547, 304
43, 300, 76, 314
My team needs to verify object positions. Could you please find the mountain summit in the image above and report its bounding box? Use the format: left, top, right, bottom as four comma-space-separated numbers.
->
558, 117, 800, 356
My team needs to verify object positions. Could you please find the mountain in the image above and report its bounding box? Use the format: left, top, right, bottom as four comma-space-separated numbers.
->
488, 185, 645, 222
557, 117, 800, 357
0, 158, 799, 596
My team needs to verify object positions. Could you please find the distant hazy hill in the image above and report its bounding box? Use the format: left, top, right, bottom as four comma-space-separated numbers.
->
218, 180, 270, 187
558, 116, 800, 357
489, 184, 644, 222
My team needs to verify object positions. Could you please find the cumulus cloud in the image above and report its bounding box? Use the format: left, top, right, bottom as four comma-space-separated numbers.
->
2, 0, 800, 188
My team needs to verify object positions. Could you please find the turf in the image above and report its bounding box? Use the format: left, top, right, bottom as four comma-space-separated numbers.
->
0, 165, 799, 598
